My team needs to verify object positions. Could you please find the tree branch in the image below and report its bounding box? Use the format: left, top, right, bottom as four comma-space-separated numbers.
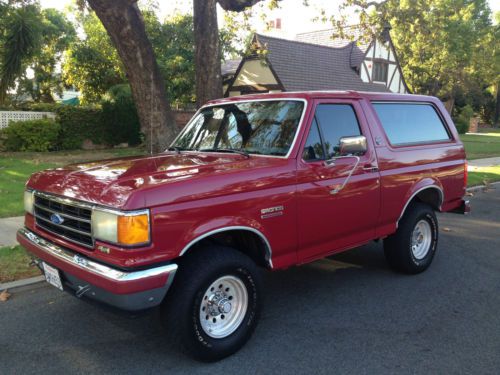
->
217, 0, 266, 12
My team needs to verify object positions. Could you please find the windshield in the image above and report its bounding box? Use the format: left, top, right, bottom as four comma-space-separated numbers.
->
171, 100, 305, 156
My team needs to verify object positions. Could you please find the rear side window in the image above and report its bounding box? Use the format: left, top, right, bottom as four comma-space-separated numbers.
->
372, 103, 450, 146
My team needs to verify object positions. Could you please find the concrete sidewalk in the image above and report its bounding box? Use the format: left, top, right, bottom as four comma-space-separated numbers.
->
468, 157, 500, 168
0, 216, 23, 247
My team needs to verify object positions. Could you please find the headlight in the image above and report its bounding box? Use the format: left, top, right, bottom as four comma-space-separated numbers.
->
92, 209, 150, 246
24, 190, 34, 215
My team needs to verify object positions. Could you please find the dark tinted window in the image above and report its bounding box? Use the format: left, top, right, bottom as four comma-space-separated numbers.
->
373, 62, 388, 82
315, 104, 361, 158
373, 103, 450, 145
302, 118, 325, 161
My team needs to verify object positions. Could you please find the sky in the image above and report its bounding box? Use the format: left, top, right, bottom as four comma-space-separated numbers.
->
40, 0, 500, 39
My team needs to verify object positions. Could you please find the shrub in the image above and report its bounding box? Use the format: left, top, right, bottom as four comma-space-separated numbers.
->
25, 102, 63, 113
1, 119, 61, 152
101, 84, 141, 146
55, 106, 106, 149
453, 105, 474, 134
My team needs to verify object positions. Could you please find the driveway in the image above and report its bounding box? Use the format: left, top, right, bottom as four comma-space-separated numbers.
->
2, 188, 499, 374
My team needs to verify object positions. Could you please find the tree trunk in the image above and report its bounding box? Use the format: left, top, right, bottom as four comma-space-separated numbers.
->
443, 97, 454, 115
193, 0, 222, 108
494, 82, 500, 127
87, 0, 177, 153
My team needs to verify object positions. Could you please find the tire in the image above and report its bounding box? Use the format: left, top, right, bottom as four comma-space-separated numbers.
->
384, 202, 439, 274
161, 246, 262, 362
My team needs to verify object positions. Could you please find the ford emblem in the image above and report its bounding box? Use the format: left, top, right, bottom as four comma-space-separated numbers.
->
50, 213, 65, 225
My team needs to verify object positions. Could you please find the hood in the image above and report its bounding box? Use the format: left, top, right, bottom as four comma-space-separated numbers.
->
27, 152, 292, 209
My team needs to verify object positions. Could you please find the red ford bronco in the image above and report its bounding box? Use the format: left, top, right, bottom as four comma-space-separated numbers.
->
18, 91, 469, 361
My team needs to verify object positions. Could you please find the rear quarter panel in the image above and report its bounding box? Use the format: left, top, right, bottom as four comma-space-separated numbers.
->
360, 96, 466, 237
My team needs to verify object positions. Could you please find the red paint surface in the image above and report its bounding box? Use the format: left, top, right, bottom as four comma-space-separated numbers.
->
23, 91, 467, 294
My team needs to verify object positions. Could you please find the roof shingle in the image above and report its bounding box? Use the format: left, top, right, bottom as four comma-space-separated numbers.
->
255, 34, 388, 93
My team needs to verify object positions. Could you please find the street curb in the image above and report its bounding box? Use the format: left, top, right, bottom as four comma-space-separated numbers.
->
0, 275, 45, 292
466, 181, 500, 192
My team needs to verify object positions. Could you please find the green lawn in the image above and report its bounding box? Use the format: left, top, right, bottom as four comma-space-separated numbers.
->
0, 147, 145, 218
461, 133, 500, 160
0, 245, 41, 283
467, 165, 500, 187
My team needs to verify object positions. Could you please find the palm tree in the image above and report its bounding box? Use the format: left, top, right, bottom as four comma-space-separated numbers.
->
0, 4, 40, 105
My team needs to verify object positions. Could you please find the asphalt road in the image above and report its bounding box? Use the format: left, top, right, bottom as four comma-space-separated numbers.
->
2, 188, 500, 375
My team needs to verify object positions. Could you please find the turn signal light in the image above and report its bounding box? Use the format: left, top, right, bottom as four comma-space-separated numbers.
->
117, 214, 149, 245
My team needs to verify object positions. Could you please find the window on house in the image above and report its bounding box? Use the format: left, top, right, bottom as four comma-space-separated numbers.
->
373, 62, 388, 82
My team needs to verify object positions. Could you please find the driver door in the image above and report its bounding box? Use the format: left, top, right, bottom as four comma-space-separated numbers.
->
296, 99, 381, 262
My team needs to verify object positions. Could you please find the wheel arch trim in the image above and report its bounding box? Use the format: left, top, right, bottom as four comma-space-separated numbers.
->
178, 226, 273, 268
397, 185, 444, 226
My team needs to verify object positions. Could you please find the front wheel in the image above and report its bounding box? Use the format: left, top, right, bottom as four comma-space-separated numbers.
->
384, 202, 439, 274
161, 246, 262, 362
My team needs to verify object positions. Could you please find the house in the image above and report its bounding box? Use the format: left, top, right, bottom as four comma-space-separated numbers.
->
223, 26, 409, 97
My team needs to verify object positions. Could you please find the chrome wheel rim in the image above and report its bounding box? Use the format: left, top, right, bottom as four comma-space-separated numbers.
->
411, 219, 432, 260
199, 275, 248, 339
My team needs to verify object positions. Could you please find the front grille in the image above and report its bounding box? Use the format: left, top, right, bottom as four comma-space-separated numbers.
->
34, 193, 94, 248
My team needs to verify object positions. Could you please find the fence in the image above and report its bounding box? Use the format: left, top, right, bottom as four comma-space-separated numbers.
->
0, 111, 56, 130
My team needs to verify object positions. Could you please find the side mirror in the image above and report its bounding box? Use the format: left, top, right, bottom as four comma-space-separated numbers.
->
339, 135, 367, 156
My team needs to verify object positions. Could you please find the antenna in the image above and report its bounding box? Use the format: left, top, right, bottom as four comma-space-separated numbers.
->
150, 73, 154, 155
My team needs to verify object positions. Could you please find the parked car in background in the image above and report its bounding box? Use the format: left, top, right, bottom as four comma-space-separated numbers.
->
18, 91, 469, 361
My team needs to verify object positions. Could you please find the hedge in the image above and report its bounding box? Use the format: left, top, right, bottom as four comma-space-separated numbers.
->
453, 105, 474, 135
56, 106, 107, 149
1, 119, 61, 152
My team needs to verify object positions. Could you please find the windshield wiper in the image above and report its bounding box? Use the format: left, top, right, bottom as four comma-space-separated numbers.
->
167, 146, 189, 154
199, 148, 251, 158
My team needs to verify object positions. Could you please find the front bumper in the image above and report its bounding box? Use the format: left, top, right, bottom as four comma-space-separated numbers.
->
17, 228, 178, 311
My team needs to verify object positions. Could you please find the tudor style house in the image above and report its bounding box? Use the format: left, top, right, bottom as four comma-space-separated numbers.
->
222, 27, 409, 97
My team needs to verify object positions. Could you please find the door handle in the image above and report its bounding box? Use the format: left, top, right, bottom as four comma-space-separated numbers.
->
323, 159, 336, 168
362, 163, 379, 172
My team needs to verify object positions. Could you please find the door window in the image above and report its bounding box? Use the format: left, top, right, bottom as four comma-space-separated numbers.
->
302, 118, 325, 161
313, 104, 362, 159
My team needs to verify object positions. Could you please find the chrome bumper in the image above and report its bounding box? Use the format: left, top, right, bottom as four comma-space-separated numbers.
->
18, 228, 178, 311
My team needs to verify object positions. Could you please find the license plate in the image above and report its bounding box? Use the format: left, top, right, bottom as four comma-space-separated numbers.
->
42, 262, 63, 291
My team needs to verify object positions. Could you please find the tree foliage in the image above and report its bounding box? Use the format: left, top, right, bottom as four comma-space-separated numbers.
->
328, 0, 498, 115
21, 8, 76, 102
0, 2, 41, 104
62, 11, 124, 104
63, 8, 199, 106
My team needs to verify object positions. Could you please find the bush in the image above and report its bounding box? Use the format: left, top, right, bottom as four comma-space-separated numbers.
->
24, 102, 63, 113
55, 106, 106, 149
454, 105, 474, 134
1, 119, 61, 152
101, 85, 141, 146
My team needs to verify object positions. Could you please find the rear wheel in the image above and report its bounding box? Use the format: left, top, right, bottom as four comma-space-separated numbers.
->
161, 246, 262, 362
384, 202, 439, 274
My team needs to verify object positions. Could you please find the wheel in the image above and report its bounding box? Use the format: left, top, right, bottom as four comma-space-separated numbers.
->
384, 202, 439, 274
161, 246, 262, 362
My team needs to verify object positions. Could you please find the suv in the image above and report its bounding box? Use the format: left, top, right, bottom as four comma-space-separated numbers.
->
18, 91, 469, 361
